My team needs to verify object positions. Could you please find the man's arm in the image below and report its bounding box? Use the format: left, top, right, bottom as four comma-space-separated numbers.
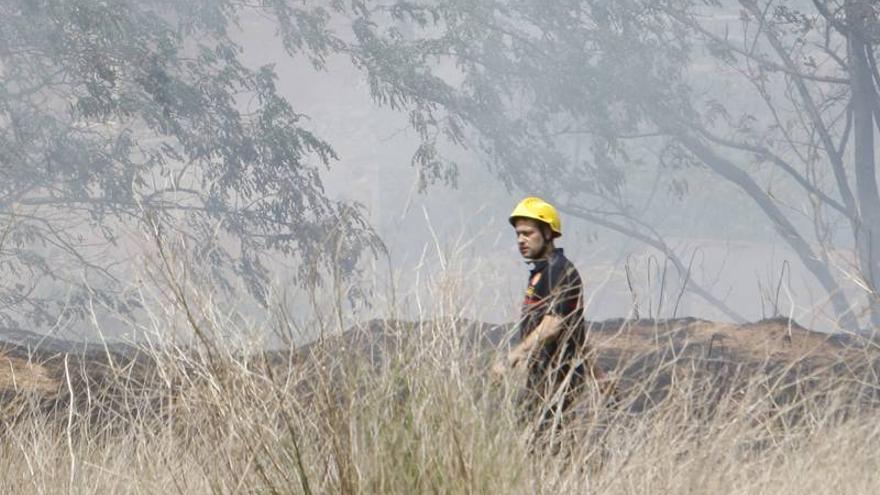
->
508, 314, 564, 367
491, 314, 564, 378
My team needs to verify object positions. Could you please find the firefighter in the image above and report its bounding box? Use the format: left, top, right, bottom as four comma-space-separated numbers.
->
493, 197, 603, 434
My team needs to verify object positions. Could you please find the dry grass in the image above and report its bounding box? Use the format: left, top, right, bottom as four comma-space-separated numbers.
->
0, 310, 876, 495
0, 256, 879, 495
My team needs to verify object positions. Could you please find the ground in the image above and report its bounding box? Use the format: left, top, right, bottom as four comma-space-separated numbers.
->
1, 316, 873, 416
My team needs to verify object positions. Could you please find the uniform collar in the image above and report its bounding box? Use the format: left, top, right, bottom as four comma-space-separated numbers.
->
527, 247, 563, 272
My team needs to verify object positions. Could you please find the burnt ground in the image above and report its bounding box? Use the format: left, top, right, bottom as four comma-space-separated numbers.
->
297, 317, 880, 412
0, 317, 878, 421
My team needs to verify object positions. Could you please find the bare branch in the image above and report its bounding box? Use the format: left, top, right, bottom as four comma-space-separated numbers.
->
819, 20, 849, 71
554, 202, 747, 323
739, 0, 857, 217
679, 132, 857, 329
834, 101, 853, 154
669, 6, 851, 85
693, 125, 851, 218
866, 47, 880, 132
812, 0, 850, 36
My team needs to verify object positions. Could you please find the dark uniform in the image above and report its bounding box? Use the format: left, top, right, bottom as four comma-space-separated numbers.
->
517, 248, 588, 431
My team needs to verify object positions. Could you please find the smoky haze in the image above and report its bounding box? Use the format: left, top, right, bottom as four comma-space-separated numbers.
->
235, 7, 855, 333
1, 1, 877, 342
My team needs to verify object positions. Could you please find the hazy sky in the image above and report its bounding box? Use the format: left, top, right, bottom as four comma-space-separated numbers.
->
231, 12, 851, 333
29, 6, 859, 345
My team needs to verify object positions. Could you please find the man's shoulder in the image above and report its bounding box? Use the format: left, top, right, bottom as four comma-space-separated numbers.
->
550, 249, 579, 271
547, 249, 581, 285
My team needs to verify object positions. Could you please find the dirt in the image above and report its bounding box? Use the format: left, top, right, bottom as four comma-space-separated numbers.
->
0, 317, 876, 418
0, 352, 57, 395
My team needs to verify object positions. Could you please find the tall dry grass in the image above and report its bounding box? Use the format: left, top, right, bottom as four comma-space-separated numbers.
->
1, 249, 880, 494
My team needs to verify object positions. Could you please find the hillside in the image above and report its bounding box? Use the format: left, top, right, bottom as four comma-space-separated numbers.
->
1, 317, 875, 419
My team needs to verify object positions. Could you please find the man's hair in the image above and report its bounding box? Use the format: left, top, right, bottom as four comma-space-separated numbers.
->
539, 223, 554, 243
514, 217, 555, 243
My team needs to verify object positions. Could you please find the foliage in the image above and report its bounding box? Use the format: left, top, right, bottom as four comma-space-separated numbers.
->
345, 0, 880, 329
0, 0, 381, 326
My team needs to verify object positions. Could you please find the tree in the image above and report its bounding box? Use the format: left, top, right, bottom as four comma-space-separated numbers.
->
343, 0, 880, 330
0, 0, 380, 327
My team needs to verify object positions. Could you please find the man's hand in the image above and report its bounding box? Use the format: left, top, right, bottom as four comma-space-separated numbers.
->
507, 349, 525, 370
491, 350, 527, 382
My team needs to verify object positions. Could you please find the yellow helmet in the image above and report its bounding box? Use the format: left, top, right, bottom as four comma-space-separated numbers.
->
509, 197, 562, 237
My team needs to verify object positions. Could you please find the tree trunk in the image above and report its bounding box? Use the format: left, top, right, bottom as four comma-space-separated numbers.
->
848, 0, 880, 329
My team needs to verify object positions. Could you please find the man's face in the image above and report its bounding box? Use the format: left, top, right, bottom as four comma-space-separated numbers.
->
513, 218, 548, 260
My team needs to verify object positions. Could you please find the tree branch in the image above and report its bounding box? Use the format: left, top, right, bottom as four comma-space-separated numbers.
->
739, 0, 857, 217
811, 0, 850, 36
669, 6, 851, 85
838, 104, 854, 159
693, 125, 851, 218
865, 47, 880, 133
553, 202, 747, 323
679, 132, 858, 329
